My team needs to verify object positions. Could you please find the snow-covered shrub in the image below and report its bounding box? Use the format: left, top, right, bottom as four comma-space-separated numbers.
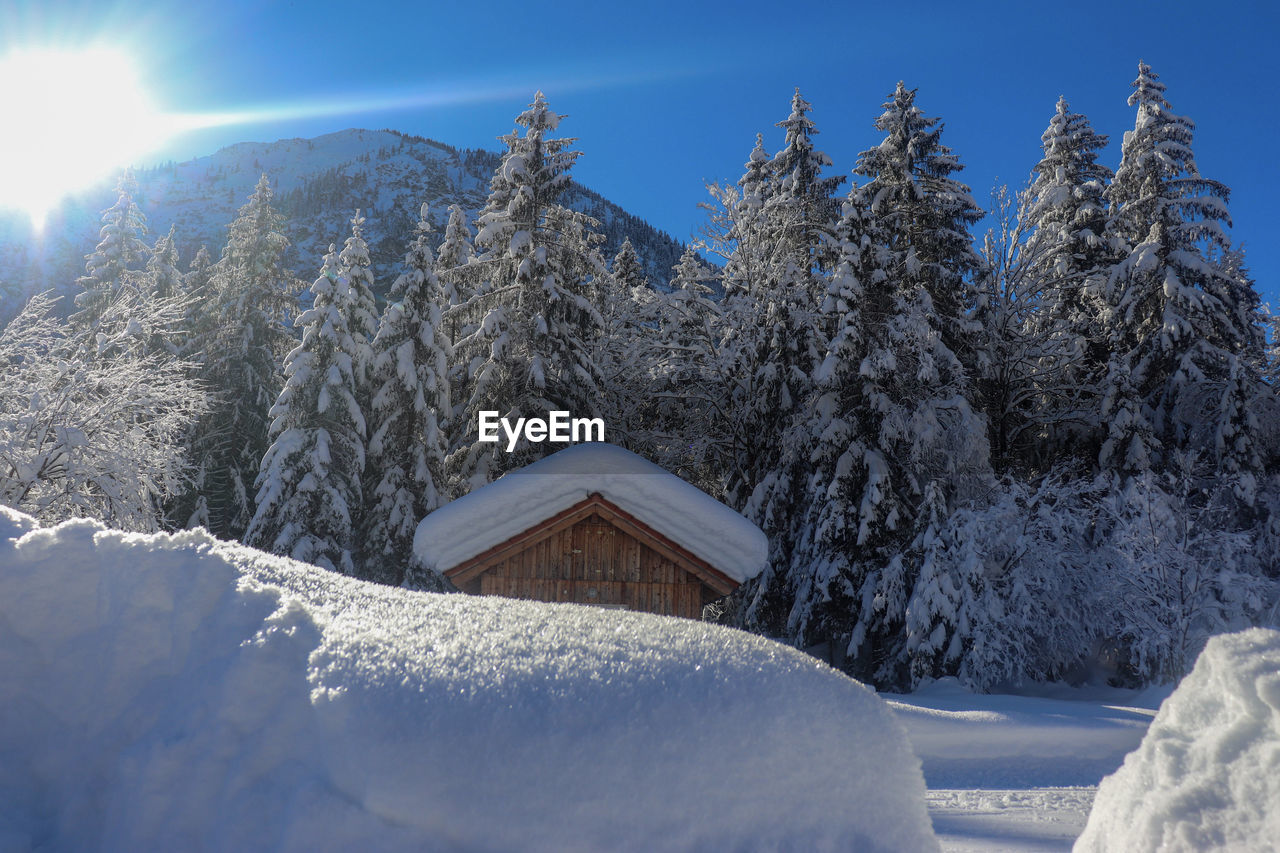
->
1100, 464, 1270, 684
1075, 628, 1280, 851
0, 293, 205, 531
901, 473, 1105, 691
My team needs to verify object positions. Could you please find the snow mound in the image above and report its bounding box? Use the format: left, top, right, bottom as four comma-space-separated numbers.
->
414, 443, 768, 582
0, 509, 936, 852
1075, 629, 1280, 852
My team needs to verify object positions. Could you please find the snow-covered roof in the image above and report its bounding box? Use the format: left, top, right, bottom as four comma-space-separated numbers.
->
0, 506, 938, 851
414, 443, 768, 583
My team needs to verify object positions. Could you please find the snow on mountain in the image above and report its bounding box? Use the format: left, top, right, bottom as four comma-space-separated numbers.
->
0, 506, 938, 852
0, 128, 686, 308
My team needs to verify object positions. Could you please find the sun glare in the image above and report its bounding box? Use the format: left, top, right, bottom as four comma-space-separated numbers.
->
0, 47, 171, 229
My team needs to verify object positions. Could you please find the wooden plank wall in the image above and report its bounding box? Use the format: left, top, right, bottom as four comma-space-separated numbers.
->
468, 512, 706, 618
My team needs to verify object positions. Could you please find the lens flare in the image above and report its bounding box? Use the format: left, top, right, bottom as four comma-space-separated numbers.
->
0, 47, 172, 229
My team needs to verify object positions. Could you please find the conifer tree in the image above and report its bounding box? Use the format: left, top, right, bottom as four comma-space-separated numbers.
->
732, 91, 845, 629
712, 134, 775, 298
853, 82, 984, 367
1100, 62, 1266, 477
147, 225, 183, 301
778, 172, 990, 684
595, 238, 652, 448
186, 244, 214, 296
246, 246, 367, 573
450, 92, 606, 489
365, 203, 451, 586
435, 202, 474, 310
180, 176, 299, 538
610, 238, 645, 293
718, 93, 842, 507
336, 209, 380, 384
767, 88, 845, 284
658, 247, 720, 384
71, 169, 149, 335
1019, 98, 1115, 456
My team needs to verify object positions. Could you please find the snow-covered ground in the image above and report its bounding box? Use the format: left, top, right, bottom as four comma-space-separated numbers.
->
885, 679, 1169, 851
8, 507, 1277, 851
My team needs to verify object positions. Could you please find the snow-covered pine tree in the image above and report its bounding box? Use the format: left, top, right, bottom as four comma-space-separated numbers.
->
449, 92, 606, 490
1100, 62, 1267, 478
178, 244, 216, 361
783, 162, 991, 686
246, 245, 367, 573
658, 247, 720, 385
365, 203, 451, 587
179, 176, 300, 539
765, 83, 989, 684
610, 238, 645, 294
702, 134, 776, 301
137, 225, 187, 357
731, 91, 845, 633
1019, 98, 1115, 459
595, 238, 653, 451
853, 81, 985, 369
696, 136, 781, 496
1265, 302, 1280, 387
185, 244, 214, 297
70, 169, 149, 337
335, 209, 380, 382
767, 88, 845, 282
745, 195, 876, 640
147, 225, 183, 301
437, 203, 479, 409
435, 202, 474, 312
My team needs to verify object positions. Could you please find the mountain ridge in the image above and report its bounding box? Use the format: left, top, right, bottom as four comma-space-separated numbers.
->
0, 127, 688, 309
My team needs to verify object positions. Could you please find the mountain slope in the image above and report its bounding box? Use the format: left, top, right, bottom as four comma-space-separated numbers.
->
0, 128, 687, 310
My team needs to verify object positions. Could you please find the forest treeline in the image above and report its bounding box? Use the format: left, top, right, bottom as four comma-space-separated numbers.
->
2, 64, 1277, 690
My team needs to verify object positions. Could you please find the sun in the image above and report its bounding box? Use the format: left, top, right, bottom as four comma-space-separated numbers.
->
0, 47, 170, 229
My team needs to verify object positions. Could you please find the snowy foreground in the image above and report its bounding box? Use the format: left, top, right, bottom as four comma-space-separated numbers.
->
0, 508, 934, 852
4, 508, 1278, 852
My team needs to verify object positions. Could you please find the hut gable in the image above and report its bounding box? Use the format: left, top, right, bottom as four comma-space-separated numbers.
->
414, 444, 767, 618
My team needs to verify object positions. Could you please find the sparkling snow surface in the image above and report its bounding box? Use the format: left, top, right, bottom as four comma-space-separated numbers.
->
1075, 629, 1280, 852
414, 443, 769, 582
0, 507, 934, 852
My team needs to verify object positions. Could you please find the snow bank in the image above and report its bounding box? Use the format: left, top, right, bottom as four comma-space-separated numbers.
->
1075, 629, 1280, 852
0, 506, 936, 852
414, 443, 768, 582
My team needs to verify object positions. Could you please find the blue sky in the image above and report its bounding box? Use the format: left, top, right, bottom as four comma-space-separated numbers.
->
6, 0, 1279, 306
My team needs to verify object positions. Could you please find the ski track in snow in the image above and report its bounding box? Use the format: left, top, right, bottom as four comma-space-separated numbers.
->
926, 788, 1096, 852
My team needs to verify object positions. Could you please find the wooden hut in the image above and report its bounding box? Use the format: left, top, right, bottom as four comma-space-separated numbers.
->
413, 444, 767, 619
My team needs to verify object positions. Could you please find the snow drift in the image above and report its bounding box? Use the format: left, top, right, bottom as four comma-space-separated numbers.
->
1075, 628, 1280, 852
0, 507, 936, 852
